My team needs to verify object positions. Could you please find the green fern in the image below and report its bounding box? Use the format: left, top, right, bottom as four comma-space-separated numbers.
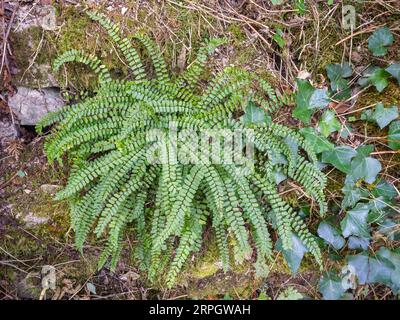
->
37, 11, 328, 287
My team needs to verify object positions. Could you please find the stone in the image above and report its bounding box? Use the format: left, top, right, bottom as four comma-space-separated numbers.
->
11, 3, 60, 87
0, 119, 19, 144
8, 87, 64, 125
39, 184, 61, 195
20, 211, 49, 227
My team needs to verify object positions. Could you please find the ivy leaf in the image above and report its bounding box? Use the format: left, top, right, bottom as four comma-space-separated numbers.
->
276, 234, 308, 274
386, 63, 400, 85
375, 248, 400, 294
317, 221, 345, 250
318, 110, 341, 137
368, 250, 396, 287
368, 68, 391, 92
299, 127, 334, 154
292, 106, 313, 124
310, 88, 330, 109
357, 66, 380, 88
378, 219, 400, 241
274, 170, 287, 185
273, 28, 286, 48
319, 272, 346, 300
277, 287, 303, 300
360, 109, 374, 122
326, 63, 352, 100
341, 203, 370, 238
342, 184, 368, 208
348, 252, 370, 284
293, 80, 329, 123
348, 236, 370, 250
355, 144, 374, 157
368, 27, 394, 57
321, 146, 357, 173
372, 180, 398, 200
388, 120, 400, 150
293, 79, 315, 123
372, 103, 399, 129
349, 154, 382, 184
348, 250, 396, 289
242, 101, 271, 125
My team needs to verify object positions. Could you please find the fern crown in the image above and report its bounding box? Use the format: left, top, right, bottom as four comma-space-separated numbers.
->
37, 11, 327, 287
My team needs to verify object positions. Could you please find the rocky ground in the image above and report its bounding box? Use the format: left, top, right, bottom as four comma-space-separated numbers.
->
0, 0, 399, 299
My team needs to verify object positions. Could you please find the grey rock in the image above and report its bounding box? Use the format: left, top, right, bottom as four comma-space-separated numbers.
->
40, 184, 61, 195
13, 4, 57, 32
18, 211, 49, 228
0, 119, 19, 144
8, 87, 64, 125
12, 4, 60, 87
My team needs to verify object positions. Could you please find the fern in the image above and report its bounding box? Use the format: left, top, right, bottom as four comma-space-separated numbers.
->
37, 11, 328, 288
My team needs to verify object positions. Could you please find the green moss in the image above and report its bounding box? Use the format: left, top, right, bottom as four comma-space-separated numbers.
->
228, 23, 246, 44
358, 82, 400, 109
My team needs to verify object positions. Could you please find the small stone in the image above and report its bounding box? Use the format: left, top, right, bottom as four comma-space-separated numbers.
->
24, 189, 32, 194
40, 184, 61, 195
8, 87, 64, 125
121, 7, 128, 15
120, 271, 140, 282
0, 120, 19, 145
297, 70, 311, 80
351, 51, 362, 64
21, 212, 49, 227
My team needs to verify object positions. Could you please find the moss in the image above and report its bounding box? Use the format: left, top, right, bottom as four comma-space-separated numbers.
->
228, 23, 246, 44
358, 82, 400, 109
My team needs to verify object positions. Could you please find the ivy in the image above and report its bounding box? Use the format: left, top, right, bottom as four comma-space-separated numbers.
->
388, 120, 400, 150
368, 27, 394, 57
318, 109, 341, 137
326, 63, 352, 100
317, 221, 345, 250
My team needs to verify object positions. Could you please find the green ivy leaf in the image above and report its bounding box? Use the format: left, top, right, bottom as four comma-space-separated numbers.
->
368, 27, 394, 57
299, 127, 334, 154
386, 63, 400, 85
369, 249, 397, 288
348, 236, 370, 250
318, 110, 341, 137
372, 103, 399, 129
271, 0, 284, 4
349, 153, 382, 184
321, 146, 357, 173
319, 272, 346, 300
293, 79, 329, 123
277, 287, 303, 300
368, 68, 391, 92
341, 203, 370, 238
342, 184, 368, 208
372, 180, 398, 200
294, 0, 306, 14
310, 88, 330, 109
276, 234, 308, 274
348, 250, 396, 290
375, 248, 400, 294
242, 101, 271, 125
378, 219, 400, 241
388, 120, 400, 150
360, 109, 374, 122
326, 63, 352, 100
273, 28, 286, 48
356, 145, 374, 157
317, 221, 345, 250
348, 252, 370, 284
293, 79, 315, 123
